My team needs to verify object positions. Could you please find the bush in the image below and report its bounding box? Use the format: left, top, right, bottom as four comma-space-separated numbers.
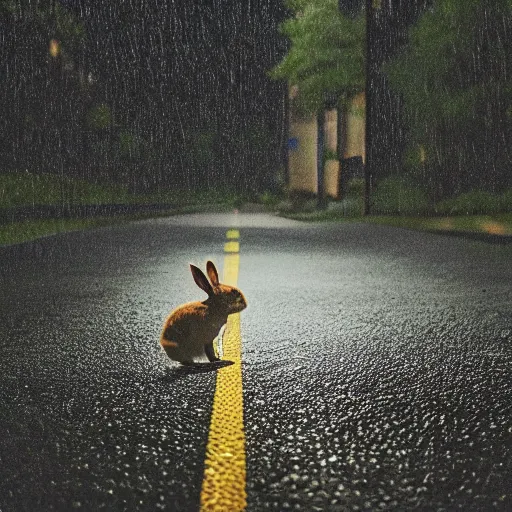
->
0, 171, 142, 208
436, 190, 501, 215
346, 178, 364, 199
323, 149, 338, 164
287, 190, 317, 212
259, 190, 282, 208
371, 176, 429, 215
500, 188, 512, 212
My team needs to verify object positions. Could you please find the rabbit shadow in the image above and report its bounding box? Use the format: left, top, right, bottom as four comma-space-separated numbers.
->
161, 360, 234, 384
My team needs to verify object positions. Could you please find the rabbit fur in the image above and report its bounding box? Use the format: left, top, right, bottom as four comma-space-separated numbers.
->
160, 260, 247, 364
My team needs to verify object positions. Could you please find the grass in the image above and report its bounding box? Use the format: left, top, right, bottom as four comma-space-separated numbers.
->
0, 172, 136, 207
0, 171, 240, 246
2, 171, 511, 246
0, 217, 124, 246
2, 202, 511, 248
281, 208, 512, 237
0, 204, 236, 246
281, 177, 512, 238
366, 214, 512, 236
0, 171, 248, 209
281, 209, 353, 222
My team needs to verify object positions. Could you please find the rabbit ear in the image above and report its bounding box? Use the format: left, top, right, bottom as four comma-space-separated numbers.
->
190, 264, 214, 296
206, 260, 219, 286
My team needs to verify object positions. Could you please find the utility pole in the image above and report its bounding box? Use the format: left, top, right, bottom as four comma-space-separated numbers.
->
364, 0, 374, 215
364, 0, 375, 215
338, 0, 364, 201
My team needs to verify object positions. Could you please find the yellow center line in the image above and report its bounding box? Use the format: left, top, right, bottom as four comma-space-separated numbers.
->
226, 229, 240, 240
224, 241, 240, 253
200, 230, 247, 512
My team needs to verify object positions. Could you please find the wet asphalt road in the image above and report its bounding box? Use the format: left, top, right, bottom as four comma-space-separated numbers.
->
0, 213, 511, 512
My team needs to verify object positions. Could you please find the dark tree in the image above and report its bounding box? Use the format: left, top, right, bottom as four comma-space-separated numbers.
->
386, 0, 512, 199
365, 0, 432, 188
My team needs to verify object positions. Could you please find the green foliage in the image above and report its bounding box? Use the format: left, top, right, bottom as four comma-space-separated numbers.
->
55, 4, 86, 48
346, 177, 364, 197
86, 104, 112, 131
348, 100, 365, 118
385, 0, 512, 197
286, 189, 318, 212
431, 187, 512, 215
281, 208, 512, 235
501, 188, 512, 212
386, 0, 508, 128
117, 131, 155, 164
270, 0, 365, 113
371, 176, 429, 215
0, 171, 259, 211
0, 1, 85, 49
0, 172, 134, 207
437, 190, 502, 215
119, 132, 138, 156
323, 149, 338, 163
0, 218, 120, 246
259, 190, 284, 208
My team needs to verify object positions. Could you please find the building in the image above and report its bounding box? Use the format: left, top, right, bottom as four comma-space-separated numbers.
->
287, 86, 365, 199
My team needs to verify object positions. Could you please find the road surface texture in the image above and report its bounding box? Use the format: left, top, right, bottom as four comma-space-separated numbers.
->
0, 213, 511, 511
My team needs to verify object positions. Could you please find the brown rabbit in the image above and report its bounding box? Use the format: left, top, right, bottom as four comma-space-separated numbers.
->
160, 260, 247, 365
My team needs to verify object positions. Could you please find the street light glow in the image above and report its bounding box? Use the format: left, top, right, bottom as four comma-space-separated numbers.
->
49, 39, 60, 58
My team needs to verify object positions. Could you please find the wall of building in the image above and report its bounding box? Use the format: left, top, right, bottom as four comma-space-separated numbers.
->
287, 115, 318, 194
287, 92, 366, 199
344, 93, 365, 161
